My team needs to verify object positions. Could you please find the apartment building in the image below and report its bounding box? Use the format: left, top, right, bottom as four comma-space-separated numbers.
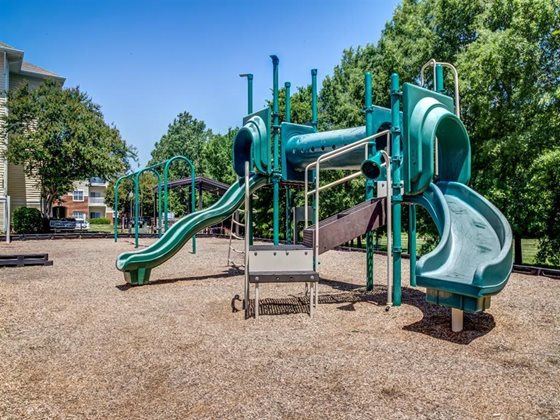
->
0, 41, 65, 231
54, 177, 114, 221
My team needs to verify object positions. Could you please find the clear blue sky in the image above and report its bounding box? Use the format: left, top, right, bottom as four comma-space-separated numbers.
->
2, 0, 400, 165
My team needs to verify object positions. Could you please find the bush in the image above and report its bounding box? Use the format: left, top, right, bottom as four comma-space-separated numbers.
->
90, 217, 111, 225
12, 207, 44, 233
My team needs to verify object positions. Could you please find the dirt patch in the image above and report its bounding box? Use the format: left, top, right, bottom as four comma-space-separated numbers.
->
0, 237, 558, 418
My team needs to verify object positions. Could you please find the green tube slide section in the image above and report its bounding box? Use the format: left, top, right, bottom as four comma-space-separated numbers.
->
116, 174, 269, 285
407, 181, 513, 312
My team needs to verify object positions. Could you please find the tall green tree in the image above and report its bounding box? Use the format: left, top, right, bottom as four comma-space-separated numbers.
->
318, 0, 560, 263
4, 80, 135, 215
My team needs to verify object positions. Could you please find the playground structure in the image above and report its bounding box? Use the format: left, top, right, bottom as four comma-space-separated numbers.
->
115, 57, 513, 331
113, 155, 196, 251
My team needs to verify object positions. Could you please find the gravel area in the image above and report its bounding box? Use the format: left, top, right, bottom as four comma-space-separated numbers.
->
0, 237, 559, 419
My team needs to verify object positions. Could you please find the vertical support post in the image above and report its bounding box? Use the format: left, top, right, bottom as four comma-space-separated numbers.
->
451, 308, 463, 332
284, 81, 292, 243
114, 180, 120, 242
6, 195, 10, 243
163, 169, 169, 232
311, 69, 318, 227
390, 73, 402, 306
271, 55, 280, 246
435, 64, 444, 93
244, 161, 251, 319
191, 165, 196, 254
408, 205, 417, 287
311, 69, 318, 129
364, 72, 375, 291
240, 73, 254, 245
157, 179, 162, 238
134, 173, 140, 248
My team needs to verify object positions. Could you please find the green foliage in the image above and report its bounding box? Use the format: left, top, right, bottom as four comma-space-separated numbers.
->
106, 172, 158, 217
12, 207, 43, 233
315, 0, 560, 264
4, 80, 135, 216
89, 217, 111, 225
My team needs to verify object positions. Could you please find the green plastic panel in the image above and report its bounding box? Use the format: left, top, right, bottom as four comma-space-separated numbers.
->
402, 83, 471, 195
406, 182, 513, 308
116, 174, 269, 284
233, 108, 271, 176
426, 289, 491, 313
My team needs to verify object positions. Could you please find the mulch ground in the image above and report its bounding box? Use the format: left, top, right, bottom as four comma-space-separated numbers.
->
0, 237, 558, 419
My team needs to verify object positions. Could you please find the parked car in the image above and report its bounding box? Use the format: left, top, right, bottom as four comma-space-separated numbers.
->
75, 217, 90, 230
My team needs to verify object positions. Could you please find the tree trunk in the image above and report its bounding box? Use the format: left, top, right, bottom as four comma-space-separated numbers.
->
514, 235, 523, 265
357, 235, 362, 248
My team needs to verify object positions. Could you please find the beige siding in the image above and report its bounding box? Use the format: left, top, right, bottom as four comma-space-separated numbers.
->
0, 52, 7, 230
9, 73, 43, 91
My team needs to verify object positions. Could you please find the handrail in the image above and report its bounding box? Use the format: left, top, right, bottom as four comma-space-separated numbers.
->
302, 129, 392, 305
303, 129, 390, 227
420, 59, 461, 118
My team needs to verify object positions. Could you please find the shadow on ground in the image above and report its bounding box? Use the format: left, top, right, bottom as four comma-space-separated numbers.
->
115, 269, 237, 291
242, 276, 495, 344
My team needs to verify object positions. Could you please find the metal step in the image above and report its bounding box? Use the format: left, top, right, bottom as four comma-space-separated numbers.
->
249, 271, 319, 283
248, 244, 313, 273
303, 198, 386, 254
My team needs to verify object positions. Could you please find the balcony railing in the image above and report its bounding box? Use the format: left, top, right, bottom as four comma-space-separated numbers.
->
88, 196, 106, 205
89, 177, 107, 186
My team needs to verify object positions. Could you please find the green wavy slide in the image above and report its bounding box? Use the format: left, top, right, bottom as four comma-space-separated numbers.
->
116, 174, 269, 284
408, 181, 513, 311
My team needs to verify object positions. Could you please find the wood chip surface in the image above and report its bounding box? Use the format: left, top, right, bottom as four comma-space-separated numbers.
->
0, 237, 558, 418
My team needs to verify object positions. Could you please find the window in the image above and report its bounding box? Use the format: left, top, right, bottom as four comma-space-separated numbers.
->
73, 190, 84, 201
90, 191, 102, 198
90, 211, 102, 219
73, 211, 85, 219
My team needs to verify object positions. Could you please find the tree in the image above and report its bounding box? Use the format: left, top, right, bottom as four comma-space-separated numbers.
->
4, 80, 135, 215
149, 112, 211, 177
105, 172, 158, 218
317, 0, 560, 263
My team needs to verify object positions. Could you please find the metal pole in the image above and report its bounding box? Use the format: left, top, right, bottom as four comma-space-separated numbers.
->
239, 73, 254, 114
380, 151, 392, 306
390, 73, 402, 306
6, 195, 10, 243
311, 69, 318, 227
191, 165, 196, 253
134, 173, 140, 248
163, 167, 169, 232
244, 161, 250, 319
311, 69, 318, 128
365, 72, 375, 291
157, 177, 162, 237
284, 81, 292, 243
271, 55, 280, 245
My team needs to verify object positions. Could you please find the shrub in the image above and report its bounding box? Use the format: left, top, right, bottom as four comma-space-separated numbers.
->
12, 207, 44, 233
90, 217, 111, 225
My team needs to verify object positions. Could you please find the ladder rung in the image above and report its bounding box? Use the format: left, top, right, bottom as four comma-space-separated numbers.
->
231, 233, 244, 240
230, 247, 245, 254
232, 219, 244, 226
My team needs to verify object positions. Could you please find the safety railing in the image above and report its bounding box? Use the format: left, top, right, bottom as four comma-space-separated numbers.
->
303, 129, 393, 304
420, 59, 461, 118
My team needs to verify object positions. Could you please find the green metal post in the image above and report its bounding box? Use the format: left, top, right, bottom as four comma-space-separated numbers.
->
271, 55, 280, 245
157, 177, 162, 238
311, 69, 318, 128
163, 156, 196, 253
390, 73, 403, 305
134, 172, 140, 248
311, 69, 318, 226
365, 72, 375, 291
408, 205, 416, 287
284, 81, 292, 243
435, 64, 444, 93
114, 174, 132, 242
240, 73, 254, 245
